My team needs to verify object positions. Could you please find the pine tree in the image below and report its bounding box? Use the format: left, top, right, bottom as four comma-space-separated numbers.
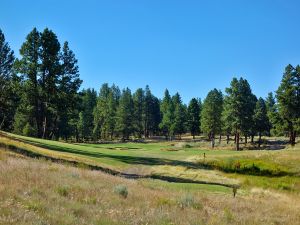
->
201, 89, 223, 148
15, 28, 82, 139
142, 86, 161, 137
93, 83, 111, 139
276, 64, 300, 145
224, 78, 255, 150
171, 93, 186, 139
133, 88, 145, 138
106, 88, 118, 139
144, 85, 152, 137
39, 28, 61, 139
78, 89, 97, 141
14, 28, 41, 136
253, 98, 270, 147
0, 29, 16, 131
159, 89, 174, 139
116, 88, 134, 141
240, 81, 257, 144
150, 96, 161, 136
265, 92, 277, 136
222, 95, 234, 144
57, 41, 82, 140
187, 98, 200, 139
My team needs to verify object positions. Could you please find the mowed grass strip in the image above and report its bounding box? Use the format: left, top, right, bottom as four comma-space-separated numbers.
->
1, 131, 300, 192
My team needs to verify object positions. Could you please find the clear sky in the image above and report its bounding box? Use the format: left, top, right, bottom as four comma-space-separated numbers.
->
1, 0, 300, 103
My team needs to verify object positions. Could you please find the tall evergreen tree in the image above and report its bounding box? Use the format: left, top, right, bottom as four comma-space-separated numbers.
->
39, 28, 61, 139
224, 78, 255, 150
143, 85, 152, 138
133, 88, 145, 138
201, 89, 223, 148
150, 96, 161, 136
14, 28, 82, 139
265, 92, 277, 136
93, 83, 111, 139
107, 87, 119, 139
172, 93, 186, 138
159, 89, 174, 139
276, 64, 300, 145
0, 29, 16, 131
222, 95, 234, 144
14, 28, 41, 136
253, 98, 270, 147
116, 88, 134, 141
187, 98, 200, 139
78, 89, 97, 141
56, 41, 82, 140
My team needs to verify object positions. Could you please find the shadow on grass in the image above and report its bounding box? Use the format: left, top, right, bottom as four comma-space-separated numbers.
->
4, 134, 296, 178
18, 139, 205, 169
0, 141, 238, 189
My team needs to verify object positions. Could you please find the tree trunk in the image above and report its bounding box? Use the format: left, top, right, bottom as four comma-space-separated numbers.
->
226, 134, 229, 144
236, 132, 240, 151
258, 132, 262, 148
0, 116, 5, 130
245, 135, 247, 144
42, 116, 47, 139
234, 133, 236, 144
219, 134, 222, 144
211, 133, 215, 148
251, 135, 254, 143
291, 131, 296, 146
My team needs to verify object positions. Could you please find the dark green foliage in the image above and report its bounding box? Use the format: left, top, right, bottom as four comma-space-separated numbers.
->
78, 89, 97, 141
224, 78, 256, 150
116, 88, 134, 141
171, 93, 187, 138
133, 88, 145, 138
222, 95, 234, 143
0, 29, 17, 131
93, 84, 120, 140
201, 89, 223, 148
265, 92, 279, 136
159, 89, 174, 139
14, 28, 41, 136
276, 64, 300, 145
13, 28, 82, 139
56, 41, 82, 140
143, 85, 161, 137
187, 98, 200, 139
253, 98, 270, 147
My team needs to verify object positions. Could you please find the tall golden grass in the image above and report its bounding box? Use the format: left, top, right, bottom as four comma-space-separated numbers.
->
0, 151, 299, 225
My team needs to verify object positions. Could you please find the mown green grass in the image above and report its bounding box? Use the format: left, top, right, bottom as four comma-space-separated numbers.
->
1, 131, 300, 193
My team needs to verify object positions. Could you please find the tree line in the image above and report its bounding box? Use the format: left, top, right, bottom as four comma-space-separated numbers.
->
0, 28, 299, 150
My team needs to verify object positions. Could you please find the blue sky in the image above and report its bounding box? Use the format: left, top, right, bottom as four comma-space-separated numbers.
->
1, 0, 300, 103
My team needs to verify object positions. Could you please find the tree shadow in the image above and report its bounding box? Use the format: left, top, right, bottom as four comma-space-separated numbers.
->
20, 139, 206, 169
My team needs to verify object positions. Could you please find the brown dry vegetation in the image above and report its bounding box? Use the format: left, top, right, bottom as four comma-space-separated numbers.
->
1, 150, 300, 225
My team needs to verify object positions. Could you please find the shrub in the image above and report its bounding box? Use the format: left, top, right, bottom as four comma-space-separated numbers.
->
113, 185, 128, 198
178, 193, 202, 209
56, 185, 70, 197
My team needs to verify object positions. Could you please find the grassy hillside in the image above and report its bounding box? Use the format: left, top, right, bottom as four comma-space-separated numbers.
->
1, 131, 300, 192
1, 151, 300, 225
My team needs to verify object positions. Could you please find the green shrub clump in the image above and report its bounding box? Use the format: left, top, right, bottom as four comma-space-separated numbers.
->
178, 193, 202, 209
114, 185, 128, 198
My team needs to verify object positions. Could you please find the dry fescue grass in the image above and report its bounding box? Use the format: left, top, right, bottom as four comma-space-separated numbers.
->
1, 151, 300, 225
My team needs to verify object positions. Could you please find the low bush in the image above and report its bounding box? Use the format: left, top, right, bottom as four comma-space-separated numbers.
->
113, 184, 128, 198
56, 185, 70, 197
178, 193, 202, 209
